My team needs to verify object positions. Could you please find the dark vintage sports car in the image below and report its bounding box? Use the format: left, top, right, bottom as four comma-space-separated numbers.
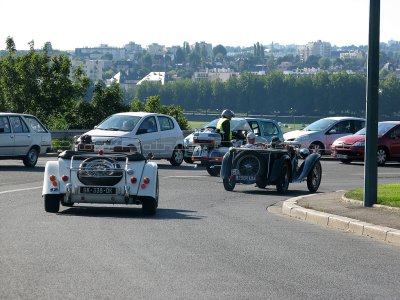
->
220, 142, 322, 194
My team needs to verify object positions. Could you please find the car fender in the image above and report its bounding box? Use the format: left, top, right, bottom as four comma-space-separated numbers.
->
293, 153, 321, 182
220, 150, 233, 179
42, 161, 61, 195
270, 154, 291, 183
137, 162, 158, 198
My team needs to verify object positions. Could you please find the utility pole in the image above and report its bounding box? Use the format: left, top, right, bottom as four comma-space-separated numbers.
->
364, 0, 380, 207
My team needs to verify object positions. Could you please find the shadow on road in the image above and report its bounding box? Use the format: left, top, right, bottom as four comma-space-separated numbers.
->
239, 188, 318, 198
58, 206, 204, 220
0, 165, 45, 173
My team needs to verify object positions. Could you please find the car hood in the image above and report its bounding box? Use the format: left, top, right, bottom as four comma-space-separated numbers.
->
283, 130, 316, 140
81, 129, 133, 138
334, 134, 365, 144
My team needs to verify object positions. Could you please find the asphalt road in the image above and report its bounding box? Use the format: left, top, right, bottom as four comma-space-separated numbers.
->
1, 157, 399, 299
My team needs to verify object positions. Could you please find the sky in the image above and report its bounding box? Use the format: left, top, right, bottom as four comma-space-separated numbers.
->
0, 0, 399, 51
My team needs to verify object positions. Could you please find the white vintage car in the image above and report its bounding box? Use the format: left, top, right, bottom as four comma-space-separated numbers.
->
42, 137, 159, 215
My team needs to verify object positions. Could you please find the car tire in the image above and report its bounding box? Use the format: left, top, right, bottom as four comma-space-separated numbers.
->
170, 147, 184, 166
255, 178, 268, 189
206, 165, 220, 177
377, 147, 387, 166
223, 177, 236, 191
340, 159, 352, 164
232, 151, 266, 179
307, 160, 322, 193
44, 194, 60, 213
23, 147, 39, 167
78, 157, 123, 186
309, 142, 324, 155
276, 162, 290, 194
142, 173, 159, 215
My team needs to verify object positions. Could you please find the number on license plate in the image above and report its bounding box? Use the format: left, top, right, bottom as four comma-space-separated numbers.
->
236, 176, 256, 181
80, 187, 116, 194
336, 154, 348, 159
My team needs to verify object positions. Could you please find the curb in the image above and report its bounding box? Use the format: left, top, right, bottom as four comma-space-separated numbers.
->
282, 192, 400, 247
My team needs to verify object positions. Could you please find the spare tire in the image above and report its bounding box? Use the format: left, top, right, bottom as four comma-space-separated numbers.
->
78, 157, 123, 186
232, 151, 266, 180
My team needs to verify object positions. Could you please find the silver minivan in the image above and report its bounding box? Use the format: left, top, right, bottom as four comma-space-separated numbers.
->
0, 113, 52, 167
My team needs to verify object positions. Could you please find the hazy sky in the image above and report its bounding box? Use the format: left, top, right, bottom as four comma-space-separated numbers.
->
1, 0, 398, 51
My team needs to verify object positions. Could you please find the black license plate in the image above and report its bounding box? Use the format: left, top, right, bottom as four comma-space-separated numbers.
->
80, 187, 116, 194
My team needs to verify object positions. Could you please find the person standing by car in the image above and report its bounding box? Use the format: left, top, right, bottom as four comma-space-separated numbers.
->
216, 109, 234, 146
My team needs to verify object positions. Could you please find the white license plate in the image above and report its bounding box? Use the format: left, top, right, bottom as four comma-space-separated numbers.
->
336, 154, 348, 159
236, 175, 256, 181
80, 187, 116, 194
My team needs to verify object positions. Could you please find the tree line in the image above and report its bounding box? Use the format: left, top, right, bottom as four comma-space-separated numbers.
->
135, 72, 399, 118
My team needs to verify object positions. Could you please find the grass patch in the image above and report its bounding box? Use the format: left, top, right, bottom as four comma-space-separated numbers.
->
345, 184, 400, 207
188, 121, 208, 130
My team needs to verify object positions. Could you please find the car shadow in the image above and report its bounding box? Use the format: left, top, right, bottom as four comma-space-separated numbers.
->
156, 163, 205, 171
58, 206, 205, 220
239, 188, 317, 197
0, 165, 45, 173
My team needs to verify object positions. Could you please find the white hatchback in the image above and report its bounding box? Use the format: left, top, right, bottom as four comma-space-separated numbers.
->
283, 117, 365, 154
74, 112, 185, 166
0, 112, 52, 167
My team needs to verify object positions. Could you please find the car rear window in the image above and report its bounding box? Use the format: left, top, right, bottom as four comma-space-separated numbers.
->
24, 116, 48, 133
158, 116, 175, 131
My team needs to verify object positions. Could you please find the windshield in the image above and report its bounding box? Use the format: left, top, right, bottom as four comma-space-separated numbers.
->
203, 118, 251, 131
97, 115, 142, 131
355, 122, 397, 136
303, 119, 337, 131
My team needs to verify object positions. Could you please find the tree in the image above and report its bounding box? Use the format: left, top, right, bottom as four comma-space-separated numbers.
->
213, 44, 227, 58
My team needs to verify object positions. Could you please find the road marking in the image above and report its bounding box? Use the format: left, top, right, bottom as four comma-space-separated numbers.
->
0, 186, 41, 195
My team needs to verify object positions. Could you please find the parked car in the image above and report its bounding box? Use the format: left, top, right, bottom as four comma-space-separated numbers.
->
331, 121, 400, 165
74, 112, 185, 166
0, 112, 52, 167
283, 117, 365, 154
184, 117, 283, 163
43, 137, 159, 215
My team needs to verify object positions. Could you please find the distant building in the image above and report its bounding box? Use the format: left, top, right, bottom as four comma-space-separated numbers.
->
193, 68, 239, 82
137, 72, 165, 85
71, 59, 112, 82
300, 40, 331, 61
75, 44, 126, 60
339, 50, 365, 60
147, 43, 166, 56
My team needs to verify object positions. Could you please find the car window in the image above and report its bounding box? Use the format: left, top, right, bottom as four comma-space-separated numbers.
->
247, 121, 260, 135
158, 116, 174, 131
353, 120, 365, 133
330, 121, 352, 134
0, 116, 11, 133
304, 119, 336, 131
138, 116, 158, 133
260, 121, 279, 136
97, 115, 141, 131
9, 116, 29, 133
24, 116, 47, 133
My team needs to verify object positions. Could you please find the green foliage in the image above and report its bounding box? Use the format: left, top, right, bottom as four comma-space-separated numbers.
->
345, 184, 400, 207
137, 95, 189, 130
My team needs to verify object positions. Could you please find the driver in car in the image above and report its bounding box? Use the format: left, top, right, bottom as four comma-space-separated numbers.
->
241, 132, 258, 148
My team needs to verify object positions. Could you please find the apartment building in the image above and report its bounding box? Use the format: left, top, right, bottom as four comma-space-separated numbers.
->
300, 40, 331, 61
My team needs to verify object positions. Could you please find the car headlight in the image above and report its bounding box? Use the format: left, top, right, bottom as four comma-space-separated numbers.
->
353, 141, 365, 147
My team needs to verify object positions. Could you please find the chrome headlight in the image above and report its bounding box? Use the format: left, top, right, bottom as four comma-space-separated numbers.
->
110, 137, 122, 146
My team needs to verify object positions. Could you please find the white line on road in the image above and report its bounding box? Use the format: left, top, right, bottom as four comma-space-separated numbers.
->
0, 186, 41, 195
